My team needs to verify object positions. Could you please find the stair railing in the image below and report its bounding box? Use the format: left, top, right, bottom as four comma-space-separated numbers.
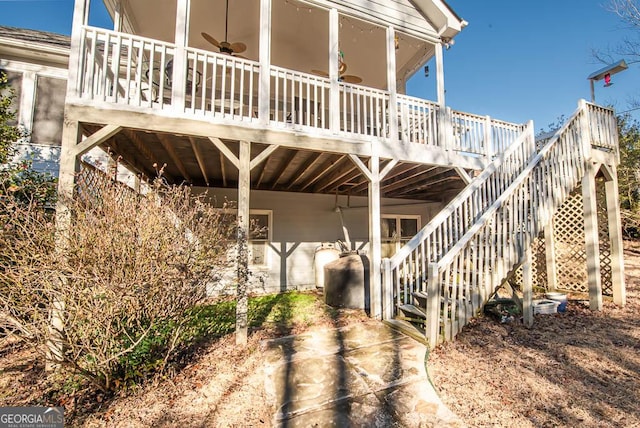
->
422, 100, 616, 348
381, 119, 534, 319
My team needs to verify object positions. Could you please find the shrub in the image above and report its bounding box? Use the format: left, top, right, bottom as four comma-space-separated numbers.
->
0, 173, 237, 391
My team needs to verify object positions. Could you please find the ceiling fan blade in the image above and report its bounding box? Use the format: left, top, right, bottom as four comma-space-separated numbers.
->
201, 32, 221, 48
310, 69, 330, 78
341, 75, 363, 84
230, 42, 247, 54
232, 53, 248, 59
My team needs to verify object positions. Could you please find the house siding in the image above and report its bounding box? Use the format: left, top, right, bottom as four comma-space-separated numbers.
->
200, 187, 442, 294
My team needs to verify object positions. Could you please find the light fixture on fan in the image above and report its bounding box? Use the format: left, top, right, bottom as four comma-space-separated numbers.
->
311, 50, 363, 84
201, 0, 247, 58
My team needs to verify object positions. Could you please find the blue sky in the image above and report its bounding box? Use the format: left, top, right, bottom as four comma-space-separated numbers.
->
410, 0, 640, 130
1, 0, 638, 130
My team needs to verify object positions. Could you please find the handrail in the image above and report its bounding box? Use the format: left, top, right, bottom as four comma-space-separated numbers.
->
437, 107, 581, 270
420, 100, 618, 348
388, 119, 532, 270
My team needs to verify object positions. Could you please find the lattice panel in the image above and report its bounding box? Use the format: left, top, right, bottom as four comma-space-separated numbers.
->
597, 179, 613, 295
76, 162, 138, 208
552, 189, 588, 292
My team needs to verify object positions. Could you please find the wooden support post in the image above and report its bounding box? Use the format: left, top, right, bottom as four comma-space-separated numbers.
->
386, 26, 398, 142
578, 99, 591, 161
544, 220, 558, 292
582, 162, 602, 311
258, 0, 271, 125
67, 0, 91, 99
49, 120, 83, 370
329, 8, 339, 133
603, 164, 626, 306
381, 258, 393, 320
435, 42, 445, 107
236, 141, 251, 345
113, 0, 123, 31
426, 263, 440, 350
484, 115, 492, 158
171, 0, 190, 111
368, 156, 382, 319
522, 244, 534, 328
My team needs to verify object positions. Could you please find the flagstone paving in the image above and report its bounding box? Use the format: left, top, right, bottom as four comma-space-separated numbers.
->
261, 321, 465, 427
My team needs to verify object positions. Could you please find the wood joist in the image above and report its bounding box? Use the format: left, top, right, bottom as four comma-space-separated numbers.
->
76, 125, 467, 202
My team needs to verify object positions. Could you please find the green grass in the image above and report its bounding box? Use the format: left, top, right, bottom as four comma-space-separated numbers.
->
113, 291, 321, 388
184, 291, 320, 340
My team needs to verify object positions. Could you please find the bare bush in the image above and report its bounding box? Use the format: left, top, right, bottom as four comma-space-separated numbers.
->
0, 175, 237, 390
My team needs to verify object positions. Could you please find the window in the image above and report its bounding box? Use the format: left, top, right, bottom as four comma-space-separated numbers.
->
381, 215, 420, 258
248, 210, 271, 267
31, 76, 66, 145
0, 70, 22, 127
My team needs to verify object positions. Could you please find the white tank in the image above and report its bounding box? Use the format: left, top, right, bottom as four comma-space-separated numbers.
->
314, 243, 340, 289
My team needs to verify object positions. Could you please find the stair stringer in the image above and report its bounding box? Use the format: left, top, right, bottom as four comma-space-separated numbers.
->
422, 102, 618, 348
381, 100, 619, 349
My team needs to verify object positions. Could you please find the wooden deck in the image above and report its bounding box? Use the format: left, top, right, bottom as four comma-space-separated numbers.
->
66, 25, 526, 196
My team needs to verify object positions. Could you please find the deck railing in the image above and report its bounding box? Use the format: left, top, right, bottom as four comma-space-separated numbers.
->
185, 48, 260, 121
339, 83, 390, 137
270, 66, 331, 130
74, 26, 524, 159
78, 27, 176, 109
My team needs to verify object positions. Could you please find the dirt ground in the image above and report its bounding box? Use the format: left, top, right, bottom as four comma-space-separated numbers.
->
428, 241, 640, 428
1, 244, 639, 427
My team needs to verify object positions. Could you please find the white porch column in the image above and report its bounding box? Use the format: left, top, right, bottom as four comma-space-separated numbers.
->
329, 8, 339, 133
582, 162, 602, 311
67, 0, 91, 99
435, 42, 445, 107
386, 26, 398, 141
258, 0, 272, 125
113, 0, 123, 32
603, 164, 626, 306
172, 0, 191, 110
236, 141, 251, 345
544, 221, 558, 291
368, 156, 382, 319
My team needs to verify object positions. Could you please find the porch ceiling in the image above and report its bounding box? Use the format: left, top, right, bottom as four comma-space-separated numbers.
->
117, 0, 433, 89
87, 124, 465, 202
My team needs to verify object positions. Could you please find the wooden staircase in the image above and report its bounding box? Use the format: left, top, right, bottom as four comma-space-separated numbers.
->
381, 100, 620, 348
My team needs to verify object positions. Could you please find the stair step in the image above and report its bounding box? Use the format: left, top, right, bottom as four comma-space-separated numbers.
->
399, 304, 426, 319
412, 291, 428, 308
384, 319, 427, 345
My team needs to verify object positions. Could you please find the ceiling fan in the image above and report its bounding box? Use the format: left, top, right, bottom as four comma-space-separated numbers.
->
201, 0, 247, 58
311, 50, 362, 84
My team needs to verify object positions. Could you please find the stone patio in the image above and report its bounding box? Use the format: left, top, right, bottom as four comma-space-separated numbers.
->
261, 321, 465, 427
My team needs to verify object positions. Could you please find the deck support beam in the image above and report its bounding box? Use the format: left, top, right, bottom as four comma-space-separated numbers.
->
211, 139, 279, 345
582, 162, 602, 311
522, 244, 534, 328
48, 119, 85, 370
602, 163, 626, 306
544, 220, 558, 291
236, 140, 251, 345
349, 156, 397, 319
